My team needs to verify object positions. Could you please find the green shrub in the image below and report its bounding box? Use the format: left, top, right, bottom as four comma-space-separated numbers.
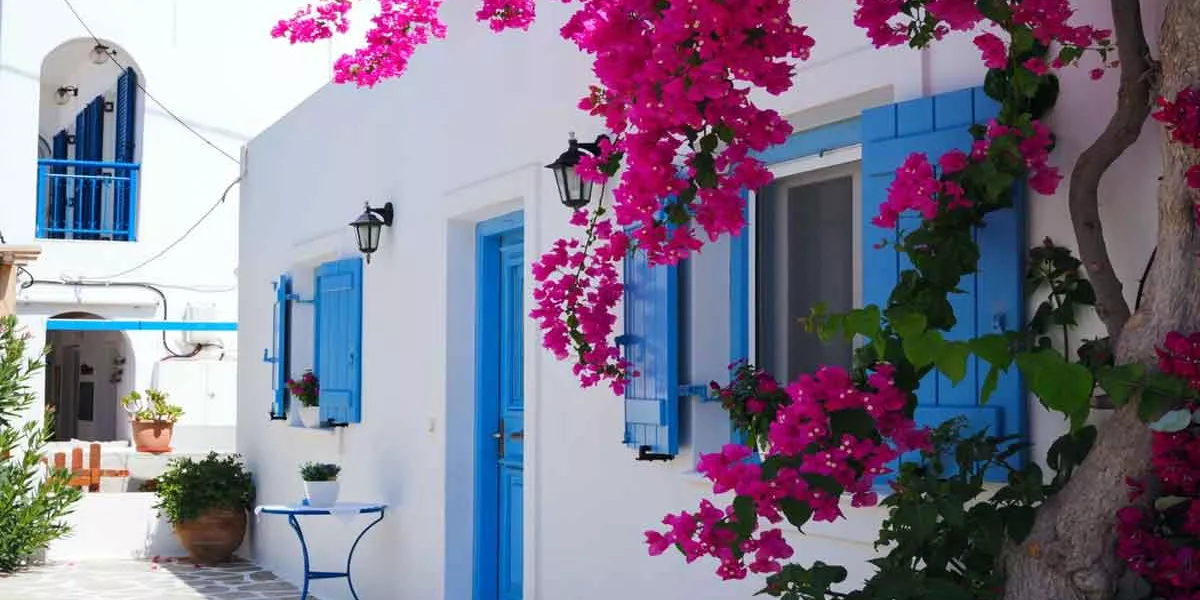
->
299, 462, 341, 482
0, 315, 82, 572
154, 452, 254, 525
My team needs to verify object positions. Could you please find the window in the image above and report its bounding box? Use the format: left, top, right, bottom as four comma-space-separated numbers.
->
38, 40, 142, 241
754, 162, 861, 384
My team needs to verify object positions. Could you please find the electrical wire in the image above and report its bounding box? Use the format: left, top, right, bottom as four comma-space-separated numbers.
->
59, 0, 240, 165
20, 276, 209, 359
80, 176, 241, 281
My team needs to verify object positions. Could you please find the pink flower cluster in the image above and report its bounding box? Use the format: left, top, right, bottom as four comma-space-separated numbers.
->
562, 0, 812, 266
854, 0, 1112, 75
529, 210, 631, 393
1152, 87, 1200, 194
476, 0, 536, 32
1157, 331, 1200, 390
873, 118, 1061, 228
272, 0, 448, 87
271, 1, 353, 43
645, 365, 931, 580
1116, 421, 1200, 597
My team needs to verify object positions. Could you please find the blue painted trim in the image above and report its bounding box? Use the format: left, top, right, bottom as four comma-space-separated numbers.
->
45, 319, 236, 332
35, 163, 47, 239
37, 158, 141, 170
752, 119, 862, 165
473, 210, 523, 600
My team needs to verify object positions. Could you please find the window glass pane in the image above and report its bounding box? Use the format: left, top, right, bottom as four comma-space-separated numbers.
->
755, 172, 855, 383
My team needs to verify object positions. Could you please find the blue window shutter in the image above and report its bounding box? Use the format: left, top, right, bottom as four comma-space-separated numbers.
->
861, 87, 1026, 479
621, 245, 680, 458
271, 274, 293, 418
114, 68, 137, 241
315, 257, 364, 425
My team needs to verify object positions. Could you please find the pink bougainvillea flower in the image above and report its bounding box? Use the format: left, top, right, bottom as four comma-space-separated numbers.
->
973, 33, 1008, 69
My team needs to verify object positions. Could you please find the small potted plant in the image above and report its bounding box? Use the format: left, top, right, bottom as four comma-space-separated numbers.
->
288, 370, 320, 428
299, 462, 342, 508
712, 361, 792, 452
121, 389, 184, 453
154, 452, 255, 565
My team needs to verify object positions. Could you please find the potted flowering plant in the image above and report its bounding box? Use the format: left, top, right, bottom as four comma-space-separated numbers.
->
711, 361, 791, 452
288, 370, 319, 428
299, 462, 341, 508
121, 389, 184, 453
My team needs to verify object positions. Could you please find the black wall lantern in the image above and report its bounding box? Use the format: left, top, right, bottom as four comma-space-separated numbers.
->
349, 202, 394, 263
545, 132, 611, 209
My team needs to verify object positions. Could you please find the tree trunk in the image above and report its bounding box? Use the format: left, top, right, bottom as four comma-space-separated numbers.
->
1002, 2, 1200, 599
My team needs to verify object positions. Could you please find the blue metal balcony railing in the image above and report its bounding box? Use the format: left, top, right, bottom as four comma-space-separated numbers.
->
36, 159, 140, 241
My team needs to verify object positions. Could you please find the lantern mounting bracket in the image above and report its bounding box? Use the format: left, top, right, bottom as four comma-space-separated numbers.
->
363, 202, 393, 227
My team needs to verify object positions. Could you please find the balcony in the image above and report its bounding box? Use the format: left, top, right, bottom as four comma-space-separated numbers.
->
36, 159, 140, 241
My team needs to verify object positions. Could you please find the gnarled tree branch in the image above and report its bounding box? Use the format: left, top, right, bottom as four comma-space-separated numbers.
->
1067, 0, 1153, 341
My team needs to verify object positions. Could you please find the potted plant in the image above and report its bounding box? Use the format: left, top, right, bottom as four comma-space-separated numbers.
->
299, 462, 341, 508
121, 389, 184, 453
288, 370, 320, 428
154, 452, 254, 565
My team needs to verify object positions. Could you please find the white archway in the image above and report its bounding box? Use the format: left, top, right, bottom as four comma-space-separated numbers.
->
44, 311, 135, 443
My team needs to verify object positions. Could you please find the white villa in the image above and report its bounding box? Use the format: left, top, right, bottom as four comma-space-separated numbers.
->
0, 0, 337, 559
226, 0, 1170, 599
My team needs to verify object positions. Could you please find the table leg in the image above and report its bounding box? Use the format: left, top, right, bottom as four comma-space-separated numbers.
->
287, 514, 313, 599
345, 510, 386, 600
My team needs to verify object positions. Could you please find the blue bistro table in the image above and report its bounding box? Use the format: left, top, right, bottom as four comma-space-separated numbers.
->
256, 502, 387, 599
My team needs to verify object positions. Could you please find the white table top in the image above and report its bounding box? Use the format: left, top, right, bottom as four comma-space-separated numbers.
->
255, 502, 387, 516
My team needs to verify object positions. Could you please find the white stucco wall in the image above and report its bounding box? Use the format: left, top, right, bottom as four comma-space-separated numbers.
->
0, 0, 349, 440
238, 1, 1167, 598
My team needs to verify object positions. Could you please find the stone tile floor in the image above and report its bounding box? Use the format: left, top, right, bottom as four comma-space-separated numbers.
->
0, 558, 319, 599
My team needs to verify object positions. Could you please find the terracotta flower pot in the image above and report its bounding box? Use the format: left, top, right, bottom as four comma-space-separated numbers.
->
131, 420, 174, 453
174, 508, 247, 565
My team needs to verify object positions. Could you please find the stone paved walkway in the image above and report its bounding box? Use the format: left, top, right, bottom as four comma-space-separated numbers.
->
0, 558, 319, 599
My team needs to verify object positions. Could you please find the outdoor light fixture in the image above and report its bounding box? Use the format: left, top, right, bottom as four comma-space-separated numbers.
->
54, 86, 78, 106
349, 202, 394, 264
90, 44, 113, 65
545, 132, 611, 209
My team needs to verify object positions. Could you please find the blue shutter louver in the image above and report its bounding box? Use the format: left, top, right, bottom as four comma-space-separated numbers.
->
71, 96, 106, 240
315, 258, 364, 425
861, 87, 1027, 480
114, 68, 137, 241
269, 274, 293, 420
620, 243, 680, 460
48, 130, 70, 239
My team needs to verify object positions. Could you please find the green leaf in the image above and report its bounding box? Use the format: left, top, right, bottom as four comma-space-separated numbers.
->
778, 497, 813, 529
1015, 351, 1093, 422
913, 503, 940, 541
802, 474, 843, 496
970, 334, 1012, 368
905, 329, 945, 368
845, 306, 882, 341
1096, 364, 1143, 406
935, 342, 970, 385
923, 578, 975, 600
732, 495, 757, 537
699, 133, 719, 153
830, 408, 876, 440
1005, 505, 1036, 543
1150, 409, 1193, 433
981, 365, 1001, 404
889, 308, 928, 339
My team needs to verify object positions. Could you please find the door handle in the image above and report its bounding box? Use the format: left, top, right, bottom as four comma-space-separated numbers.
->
494, 420, 505, 458
509, 431, 524, 441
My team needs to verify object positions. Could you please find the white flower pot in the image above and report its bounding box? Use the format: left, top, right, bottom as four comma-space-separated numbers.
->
303, 480, 340, 508
298, 406, 321, 428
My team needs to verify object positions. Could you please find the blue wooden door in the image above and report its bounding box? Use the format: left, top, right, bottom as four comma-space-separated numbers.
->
475, 215, 524, 600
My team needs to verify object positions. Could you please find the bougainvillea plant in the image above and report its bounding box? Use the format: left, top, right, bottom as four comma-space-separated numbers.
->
712, 361, 792, 453
273, 0, 1200, 597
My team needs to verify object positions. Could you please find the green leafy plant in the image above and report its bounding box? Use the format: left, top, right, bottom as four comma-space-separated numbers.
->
0, 315, 82, 572
121, 389, 184, 423
153, 452, 254, 525
299, 462, 341, 482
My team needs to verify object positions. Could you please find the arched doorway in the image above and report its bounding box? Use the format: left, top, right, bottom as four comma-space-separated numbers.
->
44, 312, 134, 442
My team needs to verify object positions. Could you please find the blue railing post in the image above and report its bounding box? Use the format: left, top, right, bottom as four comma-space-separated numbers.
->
127, 167, 139, 241
35, 163, 48, 238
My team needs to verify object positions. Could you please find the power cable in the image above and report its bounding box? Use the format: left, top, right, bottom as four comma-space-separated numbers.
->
60, 0, 240, 165
80, 176, 241, 281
